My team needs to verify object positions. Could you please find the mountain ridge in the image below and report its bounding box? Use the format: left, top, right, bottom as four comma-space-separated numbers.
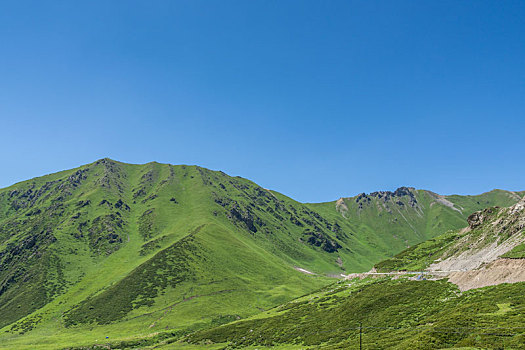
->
4, 157, 520, 205
0, 158, 522, 349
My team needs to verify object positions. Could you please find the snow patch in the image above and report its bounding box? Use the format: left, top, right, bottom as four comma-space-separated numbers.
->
294, 266, 315, 275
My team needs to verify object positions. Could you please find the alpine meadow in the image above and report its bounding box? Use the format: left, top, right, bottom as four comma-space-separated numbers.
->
2, 1, 525, 349
0, 159, 524, 349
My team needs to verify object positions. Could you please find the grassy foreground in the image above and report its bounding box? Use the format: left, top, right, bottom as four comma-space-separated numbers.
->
187, 278, 525, 349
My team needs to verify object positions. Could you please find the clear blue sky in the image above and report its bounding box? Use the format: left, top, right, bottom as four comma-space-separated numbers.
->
1, 1, 524, 202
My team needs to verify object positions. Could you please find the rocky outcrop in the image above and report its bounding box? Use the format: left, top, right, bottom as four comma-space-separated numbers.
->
467, 211, 485, 229
466, 206, 504, 229
302, 230, 341, 253
229, 206, 258, 233
354, 187, 418, 208
335, 198, 348, 216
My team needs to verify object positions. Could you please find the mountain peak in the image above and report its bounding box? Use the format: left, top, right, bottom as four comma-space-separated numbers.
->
353, 186, 417, 204
94, 157, 119, 165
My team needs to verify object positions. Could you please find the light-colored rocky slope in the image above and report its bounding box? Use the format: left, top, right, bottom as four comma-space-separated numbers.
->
368, 196, 525, 290
447, 258, 525, 291
426, 197, 525, 290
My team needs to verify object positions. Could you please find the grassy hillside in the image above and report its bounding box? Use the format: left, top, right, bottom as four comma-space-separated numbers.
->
308, 187, 523, 267
0, 159, 521, 349
187, 197, 525, 349
188, 277, 525, 349
0, 159, 338, 348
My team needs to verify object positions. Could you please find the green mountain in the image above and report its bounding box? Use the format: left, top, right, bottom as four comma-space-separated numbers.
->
308, 187, 524, 266
0, 159, 521, 349
188, 197, 525, 349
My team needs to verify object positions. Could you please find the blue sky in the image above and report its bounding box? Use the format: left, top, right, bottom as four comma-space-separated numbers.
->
1, 0, 524, 202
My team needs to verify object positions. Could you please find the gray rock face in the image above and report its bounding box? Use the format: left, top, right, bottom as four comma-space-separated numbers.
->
467, 211, 484, 229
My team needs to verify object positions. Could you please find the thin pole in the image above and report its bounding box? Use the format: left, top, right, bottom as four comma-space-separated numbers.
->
359, 321, 362, 350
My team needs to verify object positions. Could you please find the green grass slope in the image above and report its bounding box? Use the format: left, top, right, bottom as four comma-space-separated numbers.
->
190, 194, 525, 349
188, 277, 525, 349
308, 187, 523, 267
0, 159, 521, 349
0, 159, 339, 348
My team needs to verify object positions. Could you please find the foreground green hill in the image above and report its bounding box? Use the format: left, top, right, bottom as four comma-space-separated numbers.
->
0, 159, 521, 349
188, 277, 525, 349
